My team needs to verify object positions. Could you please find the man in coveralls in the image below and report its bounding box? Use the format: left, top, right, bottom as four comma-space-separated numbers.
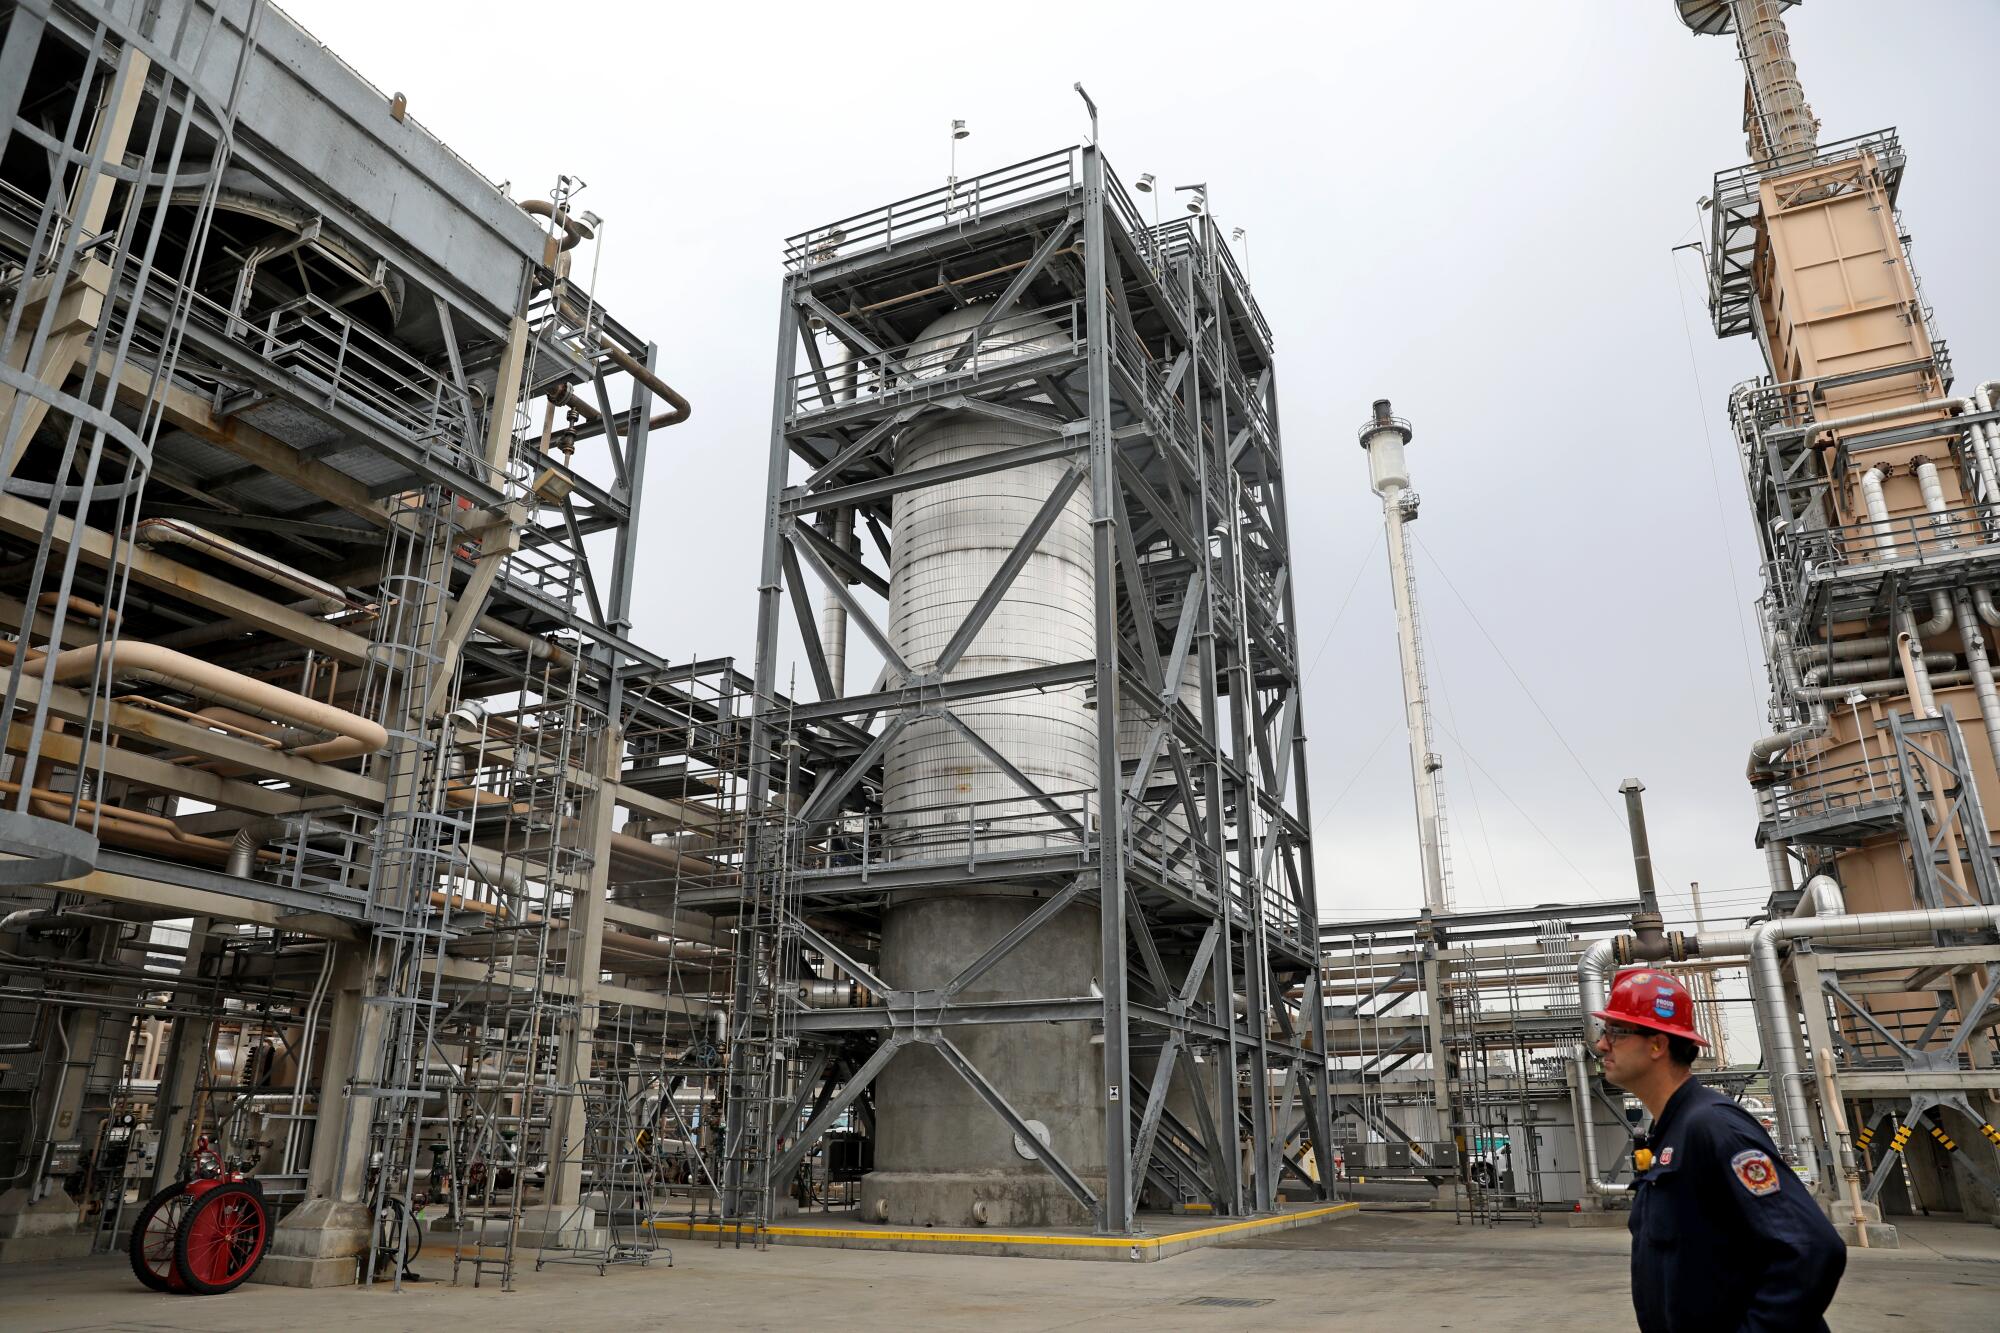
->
1593, 967, 1845, 1331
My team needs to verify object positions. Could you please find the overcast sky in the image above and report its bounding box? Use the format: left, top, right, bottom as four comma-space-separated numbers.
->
283, 0, 1997, 951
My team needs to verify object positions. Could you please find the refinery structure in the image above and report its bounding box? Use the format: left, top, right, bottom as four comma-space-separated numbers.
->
0, 0, 1996, 1317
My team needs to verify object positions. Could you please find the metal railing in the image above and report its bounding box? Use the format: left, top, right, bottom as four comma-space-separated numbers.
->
787, 787, 1096, 879
1781, 499, 1995, 599
785, 148, 1083, 271
233, 291, 480, 471
788, 300, 1082, 416
1764, 751, 1904, 829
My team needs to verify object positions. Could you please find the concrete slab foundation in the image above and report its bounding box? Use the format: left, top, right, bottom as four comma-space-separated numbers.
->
651, 1200, 1359, 1262
0, 1188, 91, 1265
252, 1198, 369, 1288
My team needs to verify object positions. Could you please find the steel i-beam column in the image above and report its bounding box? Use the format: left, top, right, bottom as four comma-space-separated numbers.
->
1082, 146, 1134, 1234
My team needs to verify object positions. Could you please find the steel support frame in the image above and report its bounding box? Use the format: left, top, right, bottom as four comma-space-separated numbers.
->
728, 145, 1327, 1234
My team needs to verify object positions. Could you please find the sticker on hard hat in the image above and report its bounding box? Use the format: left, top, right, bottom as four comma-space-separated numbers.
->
1731, 1149, 1781, 1197
1654, 996, 1677, 1019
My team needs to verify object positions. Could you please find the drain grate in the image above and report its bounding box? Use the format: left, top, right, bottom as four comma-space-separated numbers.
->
1179, 1296, 1274, 1308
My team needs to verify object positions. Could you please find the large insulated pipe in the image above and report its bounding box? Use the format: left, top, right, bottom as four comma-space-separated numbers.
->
1696, 898, 2000, 1174
1916, 461, 1957, 550
1579, 938, 1615, 1045
1956, 592, 2000, 769
1860, 467, 1895, 559
130, 518, 351, 613
18, 641, 387, 761
1895, 616, 1940, 717
1570, 1044, 1627, 1198
1749, 620, 1828, 770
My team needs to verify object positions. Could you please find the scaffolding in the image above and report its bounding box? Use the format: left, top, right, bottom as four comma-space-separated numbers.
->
722, 145, 1333, 1234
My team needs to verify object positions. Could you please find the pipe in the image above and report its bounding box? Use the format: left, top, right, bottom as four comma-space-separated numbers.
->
1749, 621, 1829, 769
1795, 635, 1899, 662
1792, 668, 1973, 703
35, 592, 116, 628
1618, 780, 1659, 915
1975, 587, 2000, 629
0, 780, 255, 865
227, 816, 319, 878
130, 518, 350, 614
1571, 1044, 1627, 1198
1, 907, 54, 933
519, 197, 593, 253
1915, 461, 1956, 550
1807, 652, 1954, 682
1805, 397, 1975, 444
1699, 900, 2000, 1173
1579, 938, 1615, 1045
474, 614, 575, 669
1896, 616, 1940, 717
1860, 467, 1894, 559
595, 338, 691, 431
545, 288, 692, 431
1968, 384, 2000, 511
1756, 787, 1794, 899
1915, 592, 1954, 638
16, 640, 387, 761
1956, 591, 2000, 771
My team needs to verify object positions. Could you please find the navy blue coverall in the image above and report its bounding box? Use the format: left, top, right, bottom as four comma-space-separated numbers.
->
1627, 1077, 1846, 1331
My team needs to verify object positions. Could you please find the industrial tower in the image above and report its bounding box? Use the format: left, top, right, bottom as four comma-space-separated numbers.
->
726, 146, 1333, 1233
1358, 400, 1451, 915
1679, 0, 2000, 1223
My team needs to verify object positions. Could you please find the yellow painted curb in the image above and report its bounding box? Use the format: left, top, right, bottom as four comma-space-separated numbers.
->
649, 1201, 1358, 1251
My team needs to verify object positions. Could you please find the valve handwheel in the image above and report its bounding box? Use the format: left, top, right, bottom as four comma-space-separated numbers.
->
173, 1181, 270, 1294
127, 1181, 192, 1292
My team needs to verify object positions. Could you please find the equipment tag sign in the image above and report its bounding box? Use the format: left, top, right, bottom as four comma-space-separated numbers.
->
1731, 1148, 1781, 1196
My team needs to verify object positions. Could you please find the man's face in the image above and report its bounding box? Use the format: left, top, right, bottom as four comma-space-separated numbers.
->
1594, 1022, 1661, 1088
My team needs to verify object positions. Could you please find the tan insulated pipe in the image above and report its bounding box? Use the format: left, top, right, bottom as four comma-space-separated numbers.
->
130, 517, 352, 614
36, 592, 116, 627
11, 640, 387, 761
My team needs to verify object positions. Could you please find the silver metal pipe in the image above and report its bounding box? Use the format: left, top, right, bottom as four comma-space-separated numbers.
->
1916, 461, 1956, 550
1861, 467, 1895, 558
1579, 937, 1615, 1045
1750, 620, 1829, 767
1570, 1044, 1626, 1198
1697, 901, 2000, 1175
1957, 591, 2000, 771
1793, 669, 1972, 703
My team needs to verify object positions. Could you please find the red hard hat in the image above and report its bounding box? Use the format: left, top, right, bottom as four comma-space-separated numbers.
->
1592, 968, 1708, 1047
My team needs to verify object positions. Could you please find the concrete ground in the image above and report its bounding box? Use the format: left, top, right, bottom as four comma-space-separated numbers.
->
7, 1208, 1996, 1330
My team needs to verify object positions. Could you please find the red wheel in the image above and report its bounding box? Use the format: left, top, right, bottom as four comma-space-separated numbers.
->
173, 1181, 269, 1294
128, 1181, 191, 1292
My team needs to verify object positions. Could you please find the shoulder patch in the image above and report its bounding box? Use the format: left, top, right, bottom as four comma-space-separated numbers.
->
1730, 1148, 1781, 1197
1658, 1146, 1673, 1167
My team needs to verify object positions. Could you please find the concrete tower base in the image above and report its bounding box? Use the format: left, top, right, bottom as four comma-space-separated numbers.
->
865, 889, 1104, 1229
